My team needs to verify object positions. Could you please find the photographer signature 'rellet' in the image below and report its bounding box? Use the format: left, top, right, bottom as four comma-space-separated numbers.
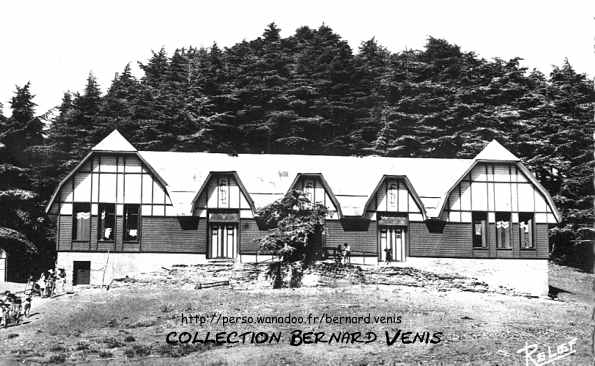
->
516, 338, 577, 366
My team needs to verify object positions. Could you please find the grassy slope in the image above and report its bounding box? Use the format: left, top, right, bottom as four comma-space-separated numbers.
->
0, 263, 591, 365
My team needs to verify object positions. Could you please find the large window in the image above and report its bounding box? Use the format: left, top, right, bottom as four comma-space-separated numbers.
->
519, 213, 535, 249
73, 203, 91, 241
97, 203, 115, 241
472, 212, 487, 248
123, 204, 140, 242
495, 212, 511, 249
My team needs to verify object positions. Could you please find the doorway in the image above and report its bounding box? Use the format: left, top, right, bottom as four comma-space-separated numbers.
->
73, 261, 91, 285
209, 224, 237, 259
379, 227, 406, 262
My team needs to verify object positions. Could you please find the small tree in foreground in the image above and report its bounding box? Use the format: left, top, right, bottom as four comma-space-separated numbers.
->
256, 190, 327, 287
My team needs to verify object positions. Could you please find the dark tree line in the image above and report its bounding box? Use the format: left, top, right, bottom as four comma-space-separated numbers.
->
1, 23, 593, 275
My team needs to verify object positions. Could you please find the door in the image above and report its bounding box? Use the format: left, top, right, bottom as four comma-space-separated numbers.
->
209, 224, 237, 259
73, 261, 91, 285
379, 227, 406, 262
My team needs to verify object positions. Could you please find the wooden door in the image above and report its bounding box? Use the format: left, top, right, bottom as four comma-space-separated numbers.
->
379, 228, 405, 262
209, 224, 237, 259
73, 261, 91, 285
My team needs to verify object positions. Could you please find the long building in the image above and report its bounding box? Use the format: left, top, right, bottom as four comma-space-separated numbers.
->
46, 130, 559, 295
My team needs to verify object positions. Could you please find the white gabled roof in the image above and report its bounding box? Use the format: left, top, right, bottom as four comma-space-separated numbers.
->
92, 130, 137, 152
138, 151, 472, 217
475, 139, 519, 161
47, 131, 559, 223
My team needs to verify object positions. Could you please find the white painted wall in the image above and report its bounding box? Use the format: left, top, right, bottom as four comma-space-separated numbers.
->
56, 252, 208, 286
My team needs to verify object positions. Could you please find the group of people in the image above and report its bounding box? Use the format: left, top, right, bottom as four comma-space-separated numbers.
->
0, 268, 67, 328
0, 291, 31, 327
26, 268, 67, 298
334, 243, 351, 265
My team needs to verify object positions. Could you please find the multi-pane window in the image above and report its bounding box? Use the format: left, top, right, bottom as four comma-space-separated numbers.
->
519, 213, 535, 249
388, 183, 398, 207
123, 204, 140, 241
97, 203, 115, 241
218, 178, 228, 207
73, 203, 91, 241
495, 212, 511, 249
472, 212, 487, 248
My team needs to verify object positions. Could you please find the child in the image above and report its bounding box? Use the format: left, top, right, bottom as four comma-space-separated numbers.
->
38, 273, 46, 298
384, 247, 393, 264
24, 276, 35, 297
342, 243, 351, 265
334, 245, 343, 265
23, 297, 31, 317
0, 301, 7, 328
58, 268, 66, 294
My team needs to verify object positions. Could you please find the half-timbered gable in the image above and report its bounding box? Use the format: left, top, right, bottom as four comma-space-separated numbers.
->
288, 174, 340, 219
443, 162, 558, 224
51, 154, 174, 217
363, 176, 425, 222
192, 172, 255, 219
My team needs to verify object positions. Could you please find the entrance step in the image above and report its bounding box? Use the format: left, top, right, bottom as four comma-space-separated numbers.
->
207, 259, 235, 264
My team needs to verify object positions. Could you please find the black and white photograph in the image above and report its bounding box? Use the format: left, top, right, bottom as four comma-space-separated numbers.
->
0, 1, 593, 364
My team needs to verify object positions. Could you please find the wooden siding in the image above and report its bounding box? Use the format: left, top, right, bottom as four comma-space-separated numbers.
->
409, 222, 472, 257
409, 222, 548, 259
115, 217, 123, 251
326, 220, 377, 255
57, 215, 72, 251
57, 215, 206, 254
56, 217, 549, 259
140, 217, 206, 253
239, 219, 267, 254
533, 224, 549, 258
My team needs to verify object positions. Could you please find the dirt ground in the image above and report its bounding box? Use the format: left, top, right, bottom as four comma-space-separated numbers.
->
0, 262, 591, 365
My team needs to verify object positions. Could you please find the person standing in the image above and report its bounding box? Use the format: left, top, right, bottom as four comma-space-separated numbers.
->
384, 247, 393, 264
334, 245, 343, 265
58, 268, 66, 294
37, 273, 46, 298
342, 243, 351, 265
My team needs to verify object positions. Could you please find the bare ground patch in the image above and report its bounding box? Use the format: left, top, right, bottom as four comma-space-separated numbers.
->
0, 262, 590, 365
